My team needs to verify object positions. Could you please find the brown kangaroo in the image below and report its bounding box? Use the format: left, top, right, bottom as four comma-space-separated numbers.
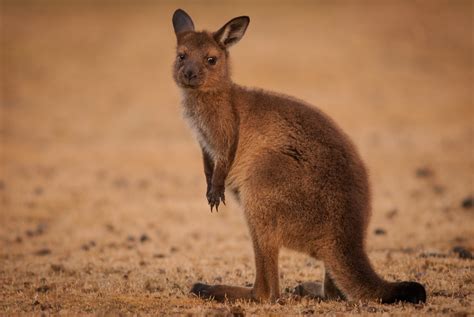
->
171, 9, 426, 304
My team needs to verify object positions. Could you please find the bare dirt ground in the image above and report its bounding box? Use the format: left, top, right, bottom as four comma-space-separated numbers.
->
1, 0, 473, 315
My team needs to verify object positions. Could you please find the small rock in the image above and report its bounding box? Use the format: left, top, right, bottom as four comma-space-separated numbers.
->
51, 264, 65, 273
139, 260, 146, 266
153, 253, 165, 259
442, 308, 453, 314
414, 304, 424, 310
170, 246, 178, 253
432, 185, 445, 195
36, 285, 50, 293
452, 246, 473, 260
33, 186, 44, 196
302, 309, 315, 315
420, 251, 446, 258
374, 228, 386, 235
385, 209, 398, 219
105, 223, 115, 232
415, 167, 434, 178
96, 169, 108, 180
15, 236, 23, 243
26, 223, 47, 237
276, 297, 286, 305
26, 229, 35, 237
113, 177, 129, 188
230, 305, 245, 317
461, 196, 473, 209
25, 201, 37, 209
137, 179, 150, 190
293, 282, 322, 298
34, 248, 51, 256
367, 306, 377, 313
40, 302, 52, 311
144, 279, 162, 292
140, 234, 149, 243
453, 236, 466, 243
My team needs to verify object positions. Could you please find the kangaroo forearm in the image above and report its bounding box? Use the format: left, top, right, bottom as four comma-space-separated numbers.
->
211, 159, 229, 188
202, 149, 214, 187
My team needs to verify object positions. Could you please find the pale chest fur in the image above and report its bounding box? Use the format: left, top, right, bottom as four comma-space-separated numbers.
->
181, 91, 235, 161
183, 104, 216, 157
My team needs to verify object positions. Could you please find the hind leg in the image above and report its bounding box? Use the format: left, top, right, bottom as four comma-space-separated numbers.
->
323, 270, 346, 300
322, 237, 426, 303
191, 228, 280, 302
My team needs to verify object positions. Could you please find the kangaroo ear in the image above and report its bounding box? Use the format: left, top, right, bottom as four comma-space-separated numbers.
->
172, 9, 195, 35
213, 16, 250, 48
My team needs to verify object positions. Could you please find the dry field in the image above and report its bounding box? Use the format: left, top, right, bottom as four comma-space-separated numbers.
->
1, 0, 473, 315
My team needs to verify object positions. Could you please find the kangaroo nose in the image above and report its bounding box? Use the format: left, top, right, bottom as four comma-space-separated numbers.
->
184, 69, 197, 80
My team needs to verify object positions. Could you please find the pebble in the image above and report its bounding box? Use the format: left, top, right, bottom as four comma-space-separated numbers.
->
137, 179, 150, 189
230, 305, 245, 317
26, 223, 47, 237
419, 251, 446, 258
33, 186, 44, 196
105, 223, 115, 232
461, 196, 473, 209
140, 234, 149, 243
34, 248, 51, 256
113, 177, 129, 188
170, 246, 179, 253
374, 228, 386, 235
293, 282, 322, 298
36, 285, 50, 293
432, 185, 445, 195
144, 279, 162, 292
415, 167, 434, 178
385, 209, 398, 219
51, 264, 65, 273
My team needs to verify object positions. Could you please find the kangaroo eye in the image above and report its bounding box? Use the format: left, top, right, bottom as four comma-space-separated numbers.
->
207, 57, 217, 65
177, 53, 186, 61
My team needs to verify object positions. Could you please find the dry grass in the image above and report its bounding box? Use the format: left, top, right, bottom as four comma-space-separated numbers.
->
1, 0, 473, 315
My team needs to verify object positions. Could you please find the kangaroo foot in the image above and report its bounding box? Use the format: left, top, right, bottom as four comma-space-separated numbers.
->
190, 282, 253, 302
383, 281, 426, 304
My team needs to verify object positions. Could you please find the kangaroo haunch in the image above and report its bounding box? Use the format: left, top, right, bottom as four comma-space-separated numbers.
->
171, 8, 426, 304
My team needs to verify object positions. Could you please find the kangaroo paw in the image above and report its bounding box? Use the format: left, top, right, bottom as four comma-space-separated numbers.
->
383, 281, 426, 304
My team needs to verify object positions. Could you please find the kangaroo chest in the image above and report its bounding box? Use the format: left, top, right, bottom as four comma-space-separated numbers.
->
183, 99, 220, 158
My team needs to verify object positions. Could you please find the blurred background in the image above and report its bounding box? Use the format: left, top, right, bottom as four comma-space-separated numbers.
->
1, 0, 473, 315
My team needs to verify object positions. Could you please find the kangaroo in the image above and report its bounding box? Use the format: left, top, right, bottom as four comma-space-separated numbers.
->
171, 9, 426, 304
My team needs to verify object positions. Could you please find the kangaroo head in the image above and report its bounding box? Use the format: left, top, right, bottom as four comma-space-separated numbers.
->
172, 9, 250, 91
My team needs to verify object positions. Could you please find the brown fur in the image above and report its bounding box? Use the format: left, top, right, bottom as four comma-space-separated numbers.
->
171, 9, 426, 304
